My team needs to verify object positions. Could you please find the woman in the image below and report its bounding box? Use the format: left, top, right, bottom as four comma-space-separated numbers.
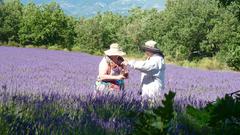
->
95, 43, 128, 93
122, 40, 165, 98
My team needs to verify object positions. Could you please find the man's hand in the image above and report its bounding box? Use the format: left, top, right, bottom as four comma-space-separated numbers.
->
121, 60, 128, 66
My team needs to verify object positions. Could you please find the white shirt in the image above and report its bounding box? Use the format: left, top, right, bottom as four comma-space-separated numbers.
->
129, 54, 165, 98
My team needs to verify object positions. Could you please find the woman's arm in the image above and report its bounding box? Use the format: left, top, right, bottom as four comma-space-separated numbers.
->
99, 74, 125, 81
98, 60, 125, 81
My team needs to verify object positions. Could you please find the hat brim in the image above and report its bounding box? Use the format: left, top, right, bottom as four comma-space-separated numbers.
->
141, 46, 160, 53
104, 50, 126, 56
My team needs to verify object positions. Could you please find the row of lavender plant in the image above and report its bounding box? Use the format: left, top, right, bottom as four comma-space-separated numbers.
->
1, 46, 239, 108
0, 87, 146, 134
0, 46, 240, 134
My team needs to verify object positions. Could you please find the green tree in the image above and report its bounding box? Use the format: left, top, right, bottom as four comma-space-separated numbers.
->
219, 0, 239, 6
219, 0, 240, 21
153, 0, 220, 60
18, 2, 43, 45
74, 12, 124, 54
205, 4, 240, 70
117, 8, 157, 55
0, 0, 22, 42
41, 2, 76, 49
18, 2, 75, 49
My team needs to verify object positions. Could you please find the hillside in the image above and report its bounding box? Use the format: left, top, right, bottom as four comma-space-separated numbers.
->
21, 0, 166, 17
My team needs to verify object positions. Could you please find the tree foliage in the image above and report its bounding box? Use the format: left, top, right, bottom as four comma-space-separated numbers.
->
18, 2, 75, 49
151, 0, 221, 60
0, 0, 22, 42
74, 12, 124, 54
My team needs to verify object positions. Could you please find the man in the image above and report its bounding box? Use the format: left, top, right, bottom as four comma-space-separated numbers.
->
122, 40, 165, 98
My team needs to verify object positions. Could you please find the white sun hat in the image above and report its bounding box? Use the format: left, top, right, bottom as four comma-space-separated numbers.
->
104, 43, 126, 56
142, 40, 160, 53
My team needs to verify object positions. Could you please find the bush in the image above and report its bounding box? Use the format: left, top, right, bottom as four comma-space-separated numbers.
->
38, 45, 48, 49
48, 45, 62, 50
129, 91, 176, 135
182, 92, 240, 135
198, 58, 226, 70
0, 41, 7, 46
6, 41, 21, 47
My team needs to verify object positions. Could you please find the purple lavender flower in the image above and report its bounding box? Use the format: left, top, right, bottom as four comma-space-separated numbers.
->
0, 46, 240, 108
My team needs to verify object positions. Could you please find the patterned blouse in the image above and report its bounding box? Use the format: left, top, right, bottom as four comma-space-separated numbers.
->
95, 56, 125, 93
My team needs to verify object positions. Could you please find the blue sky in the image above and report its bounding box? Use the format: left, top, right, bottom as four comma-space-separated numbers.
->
21, 0, 166, 17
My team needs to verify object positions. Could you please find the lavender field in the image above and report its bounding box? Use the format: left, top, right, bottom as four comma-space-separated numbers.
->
0, 46, 240, 108
0, 46, 240, 134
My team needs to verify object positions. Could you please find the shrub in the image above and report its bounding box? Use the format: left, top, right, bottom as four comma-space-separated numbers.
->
48, 45, 62, 50
7, 41, 21, 47
38, 45, 48, 49
71, 46, 82, 52
184, 92, 240, 135
25, 45, 35, 48
129, 91, 176, 135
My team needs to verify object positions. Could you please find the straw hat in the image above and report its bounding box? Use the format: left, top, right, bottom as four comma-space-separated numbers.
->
104, 43, 126, 56
142, 40, 160, 53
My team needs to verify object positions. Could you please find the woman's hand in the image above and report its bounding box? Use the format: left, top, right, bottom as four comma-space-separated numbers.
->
115, 74, 126, 80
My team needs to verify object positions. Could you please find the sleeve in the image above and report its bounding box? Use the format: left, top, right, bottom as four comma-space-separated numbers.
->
158, 58, 164, 69
128, 58, 158, 73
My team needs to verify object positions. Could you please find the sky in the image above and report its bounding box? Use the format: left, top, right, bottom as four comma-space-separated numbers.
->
21, 0, 166, 17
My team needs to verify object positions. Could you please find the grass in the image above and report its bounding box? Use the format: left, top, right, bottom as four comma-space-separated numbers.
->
166, 57, 230, 71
